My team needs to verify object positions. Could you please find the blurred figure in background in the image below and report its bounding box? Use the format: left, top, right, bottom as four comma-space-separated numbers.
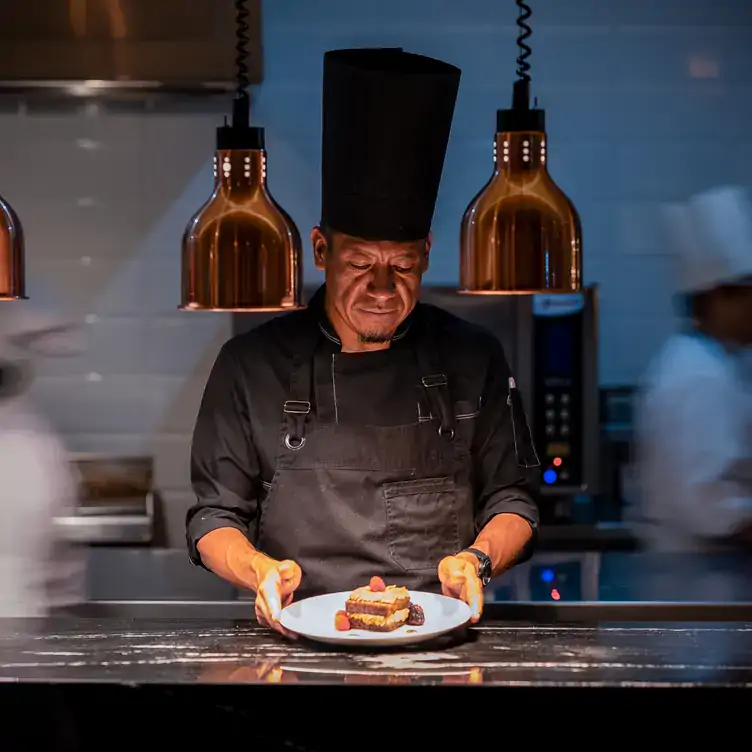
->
0, 305, 87, 616
635, 186, 752, 557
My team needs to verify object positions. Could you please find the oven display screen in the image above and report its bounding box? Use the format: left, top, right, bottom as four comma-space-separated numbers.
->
544, 320, 574, 377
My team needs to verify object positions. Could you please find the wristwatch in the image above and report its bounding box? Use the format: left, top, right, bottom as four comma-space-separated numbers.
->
460, 547, 492, 586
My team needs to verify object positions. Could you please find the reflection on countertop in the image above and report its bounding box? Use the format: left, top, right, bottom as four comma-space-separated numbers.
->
0, 615, 750, 687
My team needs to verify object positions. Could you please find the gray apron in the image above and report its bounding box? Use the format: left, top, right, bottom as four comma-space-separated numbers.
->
256, 314, 476, 600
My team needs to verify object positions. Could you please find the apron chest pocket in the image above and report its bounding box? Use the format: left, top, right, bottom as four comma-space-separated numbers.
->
383, 476, 461, 572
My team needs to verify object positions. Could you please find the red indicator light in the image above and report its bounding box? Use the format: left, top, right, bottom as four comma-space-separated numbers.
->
553, 457, 562, 467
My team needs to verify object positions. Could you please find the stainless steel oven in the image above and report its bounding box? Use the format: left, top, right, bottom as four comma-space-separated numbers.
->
420, 285, 600, 498
56, 454, 156, 545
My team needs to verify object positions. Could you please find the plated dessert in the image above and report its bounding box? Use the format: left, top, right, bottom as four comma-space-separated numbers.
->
334, 576, 425, 632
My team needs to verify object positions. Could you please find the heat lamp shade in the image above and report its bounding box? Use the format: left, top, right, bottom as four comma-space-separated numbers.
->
179, 150, 305, 312
459, 134, 582, 294
0, 193, 25, 301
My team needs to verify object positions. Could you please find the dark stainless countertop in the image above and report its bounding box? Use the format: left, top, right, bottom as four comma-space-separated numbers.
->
2, 604, 750, 688
4, 604, 749, 748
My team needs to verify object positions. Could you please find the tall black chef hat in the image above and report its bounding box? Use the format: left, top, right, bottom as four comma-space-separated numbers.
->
320, 48, 461, 242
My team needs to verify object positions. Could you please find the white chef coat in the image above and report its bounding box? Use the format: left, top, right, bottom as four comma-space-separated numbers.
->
0, 388, 86, 617
634, 332, 752, 553
0, 305, 87, 617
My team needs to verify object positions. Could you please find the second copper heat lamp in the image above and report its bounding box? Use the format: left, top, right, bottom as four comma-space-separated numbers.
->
459, 0, 582, 295
180, 0, 304, 311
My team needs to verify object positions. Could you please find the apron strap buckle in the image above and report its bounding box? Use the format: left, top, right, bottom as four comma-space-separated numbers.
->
283, 400, 311, 415
421, 374, 447, 389
283, 400, 310, 451
420, 374, 455, 440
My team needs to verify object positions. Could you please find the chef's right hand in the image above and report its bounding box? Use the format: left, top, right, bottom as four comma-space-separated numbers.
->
252, 554, 302, 637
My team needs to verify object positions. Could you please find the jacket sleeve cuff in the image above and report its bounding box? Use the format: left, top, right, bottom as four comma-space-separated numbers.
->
186, 511, 254, 569
475, 494, 539, 533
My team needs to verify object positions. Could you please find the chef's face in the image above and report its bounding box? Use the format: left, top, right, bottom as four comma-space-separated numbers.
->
700, 282, 752, 345
722, 285, 752, 345
312, 226, 430, 350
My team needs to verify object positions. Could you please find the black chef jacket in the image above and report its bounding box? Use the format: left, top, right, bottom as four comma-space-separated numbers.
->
186, 285, 540, 577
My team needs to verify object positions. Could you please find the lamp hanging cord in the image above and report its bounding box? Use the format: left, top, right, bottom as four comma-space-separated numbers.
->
231, 0, 251, 128
234, 0, 251, 99
512, 0, 532, 109
515, 0, 532, 83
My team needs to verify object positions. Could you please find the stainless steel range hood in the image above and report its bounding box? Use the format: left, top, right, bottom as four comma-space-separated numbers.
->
0, 0, 262, 100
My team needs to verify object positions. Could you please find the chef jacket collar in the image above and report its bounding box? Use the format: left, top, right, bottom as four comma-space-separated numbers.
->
687, 327, 751, 361
309, 284, 413, 347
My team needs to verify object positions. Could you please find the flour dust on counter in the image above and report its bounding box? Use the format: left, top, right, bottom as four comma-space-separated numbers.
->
0, 618, 750, 687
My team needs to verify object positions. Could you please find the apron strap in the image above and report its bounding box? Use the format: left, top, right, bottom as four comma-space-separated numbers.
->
414, 312, 456, 441
283, 322, 319, 451
283, 398, 310, 451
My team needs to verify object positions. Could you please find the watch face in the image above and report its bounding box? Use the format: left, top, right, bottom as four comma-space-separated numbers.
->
479, 562, 491, 584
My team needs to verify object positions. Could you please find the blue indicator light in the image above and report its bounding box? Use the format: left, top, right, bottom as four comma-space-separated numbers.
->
543, 469, 557, 484
541, 569, 555, 583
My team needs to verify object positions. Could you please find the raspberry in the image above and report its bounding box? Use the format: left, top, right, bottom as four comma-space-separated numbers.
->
334, 610, 351, 631
369, 576, 386, 592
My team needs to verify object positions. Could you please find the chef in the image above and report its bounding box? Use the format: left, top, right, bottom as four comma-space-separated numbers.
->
186, 48, 540, 635
0, 304, 87, 617
635, 185, 752, 556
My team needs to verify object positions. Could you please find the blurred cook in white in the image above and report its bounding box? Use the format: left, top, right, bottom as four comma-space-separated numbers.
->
0, 303, 88, 616
635, 185, 752, 556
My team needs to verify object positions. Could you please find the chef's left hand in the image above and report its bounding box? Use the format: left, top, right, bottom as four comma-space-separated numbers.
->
438, 553, 484, 623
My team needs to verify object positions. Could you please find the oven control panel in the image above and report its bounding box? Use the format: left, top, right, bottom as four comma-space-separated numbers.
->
531, 294, 585, 490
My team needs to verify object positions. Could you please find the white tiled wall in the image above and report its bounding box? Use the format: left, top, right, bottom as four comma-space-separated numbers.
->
0, 108, 232, 544
0, 0, 749, 546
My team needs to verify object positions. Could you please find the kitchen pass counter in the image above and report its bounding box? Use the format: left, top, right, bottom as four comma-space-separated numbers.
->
1, 603, 750, 748
1, 614, 750, 687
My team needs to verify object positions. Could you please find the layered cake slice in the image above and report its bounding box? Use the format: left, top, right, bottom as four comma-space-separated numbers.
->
334, 577, 427, 633
345, 577, 411, 632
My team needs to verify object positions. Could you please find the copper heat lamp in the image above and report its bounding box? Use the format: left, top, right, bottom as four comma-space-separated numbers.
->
180, 0, 304, 311
459, 0, 582, 294
0, 192, 25, 301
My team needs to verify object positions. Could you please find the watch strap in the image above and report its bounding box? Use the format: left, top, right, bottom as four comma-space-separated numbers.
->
461, 547, 492, 584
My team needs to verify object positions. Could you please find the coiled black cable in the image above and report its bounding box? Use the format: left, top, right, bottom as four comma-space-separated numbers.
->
515, 0, 532, 83
234, 0, 250, 100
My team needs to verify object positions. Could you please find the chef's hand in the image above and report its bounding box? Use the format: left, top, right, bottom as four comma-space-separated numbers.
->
438, 553, 484, 623
252, 554, 302, 638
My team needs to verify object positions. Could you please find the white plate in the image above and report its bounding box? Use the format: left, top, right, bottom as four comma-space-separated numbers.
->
279, 590, 472, 647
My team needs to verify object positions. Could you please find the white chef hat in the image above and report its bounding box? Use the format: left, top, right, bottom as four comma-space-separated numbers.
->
662, 185, 752, 295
